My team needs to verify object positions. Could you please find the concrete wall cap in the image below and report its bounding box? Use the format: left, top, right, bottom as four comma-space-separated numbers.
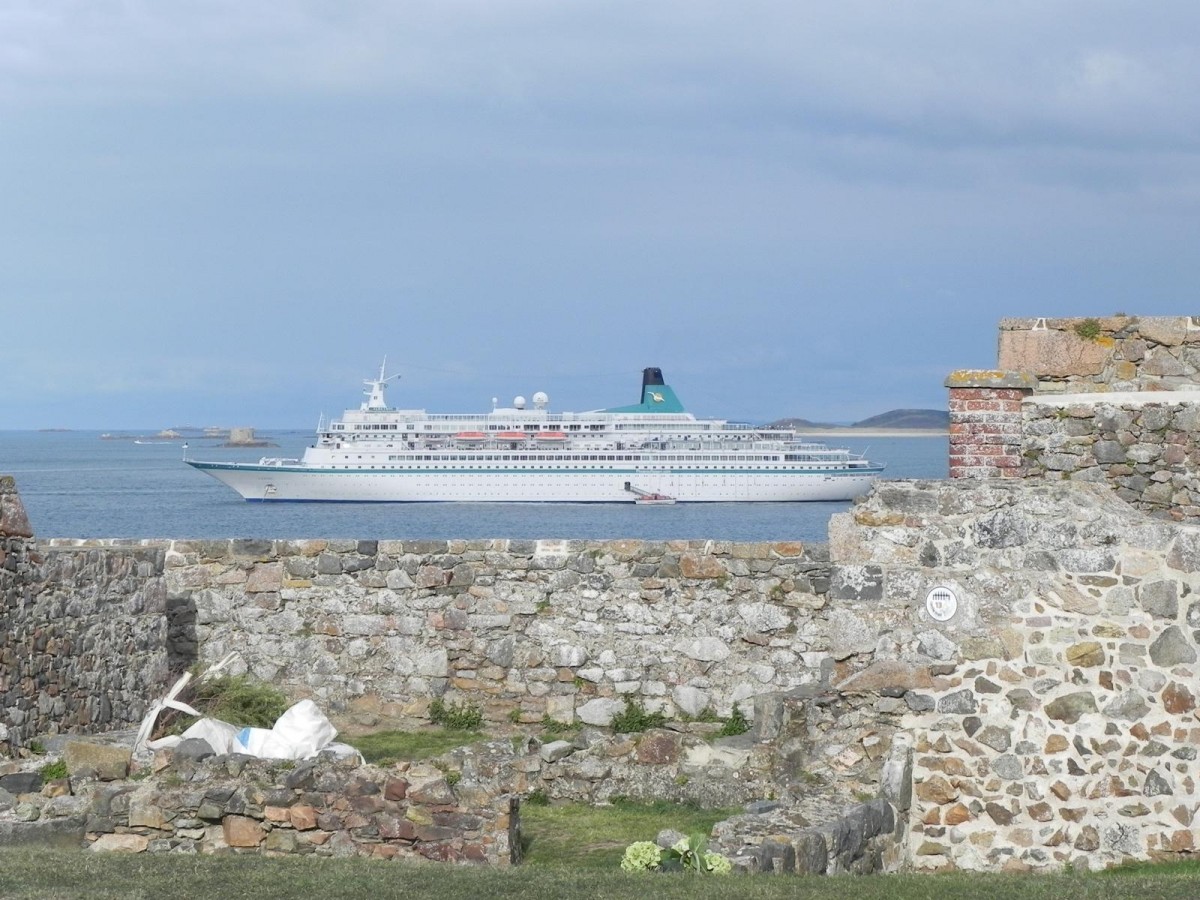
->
944, 370, 1038, 390
1025, 389, 1200, 407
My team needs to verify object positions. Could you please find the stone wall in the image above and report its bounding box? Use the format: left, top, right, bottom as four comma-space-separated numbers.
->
7, 473, 1200, 872
946, 316, 1200, 521
997, 316, 1200, 393
1023, 393, 1200, 522
0, 477, 37, 753
65, 536, 838, 735
833, 480, 1200, 871
9, 743, 517, 863
8, 722, 895, 872
43, 535, 917, 811
0, 478, 172, 746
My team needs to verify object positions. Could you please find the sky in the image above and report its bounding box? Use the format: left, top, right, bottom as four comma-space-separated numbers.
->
2, 1, 1199, 430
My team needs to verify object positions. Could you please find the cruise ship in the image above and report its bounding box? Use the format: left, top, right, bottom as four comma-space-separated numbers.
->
185, 365, 884, 503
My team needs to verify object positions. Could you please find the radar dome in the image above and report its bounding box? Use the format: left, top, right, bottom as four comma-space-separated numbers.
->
532, 391, 549, 409
513, 396, 527, 409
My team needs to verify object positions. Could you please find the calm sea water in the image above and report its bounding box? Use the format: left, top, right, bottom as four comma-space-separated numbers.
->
1, 431, 947, 542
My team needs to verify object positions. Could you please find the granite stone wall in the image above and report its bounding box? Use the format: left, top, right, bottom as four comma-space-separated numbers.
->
0, 476, 37, 753
152, 536, 834, 729
0, 477, 171, 746
89, 753, 518, 863
1022, 393, 1200, 522
997, 316, 1200, 394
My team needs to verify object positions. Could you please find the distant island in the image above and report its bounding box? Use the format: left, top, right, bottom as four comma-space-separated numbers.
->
763, 408, 949, 435
99, 426, 278, 448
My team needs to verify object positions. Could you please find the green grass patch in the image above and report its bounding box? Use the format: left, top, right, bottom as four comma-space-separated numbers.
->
1073, 317, 1103, 341
4, 847, 1200, 900
520, 798, 738, 870
1104, 858, 1200, 877
539, 715, 580, 741
343, 728, 485, 765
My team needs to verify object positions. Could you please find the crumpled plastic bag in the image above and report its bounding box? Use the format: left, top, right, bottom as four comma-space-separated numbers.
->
231, 699, 337, 760
136, 660, 362, 762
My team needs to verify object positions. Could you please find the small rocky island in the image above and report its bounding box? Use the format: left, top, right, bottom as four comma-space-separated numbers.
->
219, 427, 278, 448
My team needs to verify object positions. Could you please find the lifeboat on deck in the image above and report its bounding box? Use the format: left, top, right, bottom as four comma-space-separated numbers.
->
454, 432, 487, 446
494, 431, 529, 443
535, 431, 569, 442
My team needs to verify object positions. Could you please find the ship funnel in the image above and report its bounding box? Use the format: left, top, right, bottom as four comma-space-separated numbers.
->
601, 367, 686, 414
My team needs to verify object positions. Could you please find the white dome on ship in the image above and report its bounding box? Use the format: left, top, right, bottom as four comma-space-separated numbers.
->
513, 396, 526, 409
532, 391, 549, 409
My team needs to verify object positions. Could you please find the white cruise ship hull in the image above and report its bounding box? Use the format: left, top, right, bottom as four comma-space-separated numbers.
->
187, 461, 881, 503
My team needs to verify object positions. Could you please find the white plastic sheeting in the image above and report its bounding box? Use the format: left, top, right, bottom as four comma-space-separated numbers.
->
135, 656, 362, 762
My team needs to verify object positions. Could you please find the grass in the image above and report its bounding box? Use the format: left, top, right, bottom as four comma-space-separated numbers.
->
9, 723, 1200, 899
520, 799, 738, 870
158, 674, 291, 735
342, 728, 486, 764
2, 847, 1200, 900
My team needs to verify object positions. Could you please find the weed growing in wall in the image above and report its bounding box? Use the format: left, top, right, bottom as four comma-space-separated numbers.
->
429, 698, 484, 731
718, 705, 749, 737
610, 699, 667, 733
38, 759, 67, 781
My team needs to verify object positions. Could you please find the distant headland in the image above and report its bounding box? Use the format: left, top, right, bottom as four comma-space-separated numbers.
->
763, 408, 949, 436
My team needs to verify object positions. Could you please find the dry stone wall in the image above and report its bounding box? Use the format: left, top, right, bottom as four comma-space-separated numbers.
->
85, 751, 518, 863
3, 741, 517, 864
0, 476, 37, 753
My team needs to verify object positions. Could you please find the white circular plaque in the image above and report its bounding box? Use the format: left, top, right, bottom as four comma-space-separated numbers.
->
925, 587, 958, 622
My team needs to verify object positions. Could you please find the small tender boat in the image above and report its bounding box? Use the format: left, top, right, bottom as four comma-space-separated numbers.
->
634, 493, 676, 506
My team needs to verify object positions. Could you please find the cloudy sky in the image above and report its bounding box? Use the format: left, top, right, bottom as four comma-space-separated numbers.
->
3, 1, 1198, 429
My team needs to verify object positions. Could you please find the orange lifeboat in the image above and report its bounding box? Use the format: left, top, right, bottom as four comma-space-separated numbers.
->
454, 432, 486, 441
535, 431, 569, 442
494, 431, 529, 441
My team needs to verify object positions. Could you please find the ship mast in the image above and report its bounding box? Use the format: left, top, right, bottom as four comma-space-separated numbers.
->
362, 357, 400, 410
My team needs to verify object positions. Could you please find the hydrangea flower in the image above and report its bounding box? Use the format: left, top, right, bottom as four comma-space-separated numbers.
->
621, 836, 732, 875
620, 840, 662, 873
704, 851, 732, 875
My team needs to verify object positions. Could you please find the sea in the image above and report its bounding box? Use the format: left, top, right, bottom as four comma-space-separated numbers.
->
1, 430, 948, 543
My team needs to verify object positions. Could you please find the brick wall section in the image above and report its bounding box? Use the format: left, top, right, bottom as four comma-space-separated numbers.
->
945, 371, 1036, 479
